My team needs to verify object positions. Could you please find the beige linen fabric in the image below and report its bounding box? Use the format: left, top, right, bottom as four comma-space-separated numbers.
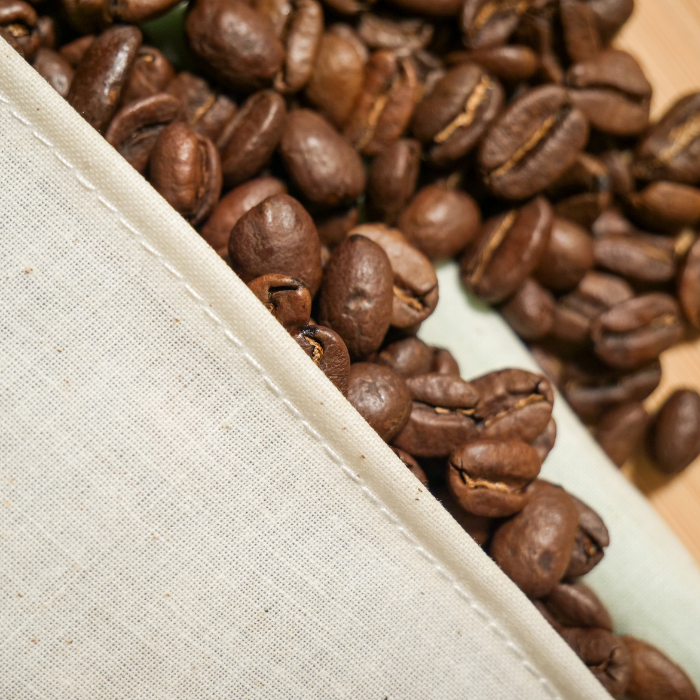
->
0, 39, 613, 699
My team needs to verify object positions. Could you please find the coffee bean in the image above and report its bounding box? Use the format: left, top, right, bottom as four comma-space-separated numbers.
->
315, 206, 359, 248
248, 274, 312, 331
534, 217, 594, 292
500, 278, 555, 341
490, 480, 579, 598
627, 181, 700, 232
35, 15, 55, 50
596, 402, 650, 467
530, 416, 557, 465
591, 207, 637, 238
391, 446, 429, 487
542, 582, 613, 631
229, 194, 323, 295
120, 46, 174, 106
0, 0, 39, 60
461, 0, 530, 50
649, 389, 700, 474
346, 362, 412, 442
565, 494, 609, 578
679, 235, 700, 329
445, 45, 538, 82
432, 348, 460, 375
375, 337, 438, 377
293, 324, 351, 396
186, 0, 284, 92
622, 636, 700, 700
602, 150, 635, 197
593, 232, 676, 283
447, 439, 541, 518
460, 197, 553, 304
281, 109, 367, 208
318, 235, 393, 359
32, 48, 74, 98
357, 12, 433, 55
59, 34, 94, 68
559, 0, 601, 63
431, 484, 495, 546
388, 0, 463, 16
587, 0, 634, 44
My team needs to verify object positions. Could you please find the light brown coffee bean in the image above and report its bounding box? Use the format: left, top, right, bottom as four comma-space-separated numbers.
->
627, 181, 700, 232
445, 45, 538, 82
649, 389, 700, 475
534, 217, 594, 292
593, 233, 676, 283
248, 274, 312, 330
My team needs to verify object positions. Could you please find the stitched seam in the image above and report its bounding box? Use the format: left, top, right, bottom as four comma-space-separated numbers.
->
2, 97, 560, 700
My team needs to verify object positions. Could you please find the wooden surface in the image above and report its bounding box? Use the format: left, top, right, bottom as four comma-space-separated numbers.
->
615, 1, 700, 565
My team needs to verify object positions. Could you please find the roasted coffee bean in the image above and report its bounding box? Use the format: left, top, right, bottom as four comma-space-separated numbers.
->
67, 25, 142, 134
35, 15, 55, 51
412, 63, 504, 166
120, 46, 174, 106
461, 0, 531, 50
367, 139, 421, 225
490, 480, 579, 598
591, 207, 638, 238
587, 0, 634, 44
623, 636, 700, 700
217, 90, 286, 189
280, 109, 367, 208
344, 50, 419, 156
479, 85, 589, 200
602, 150, 635, 197
32, 47, 73, 98
229, 194, 323, 295
375, 337, 438, 377
560, 628, 631, 698
534, 217, 594, 292
530, 416, 556, 464
105, 93, 181, 173
357, 12, 432, 55
567, 50, 651, 136
315, 206, 359, 247
391, 446, 429, 487
350, 224, 438, 328
500, 278, 555, 341
445, 45, 538, 82
471, 368, 554, 444
559, 0, 601, 64
634, 93, 700, 184
593, 233, 676, 283
63, 0, 179, 32
293, 324, 351, 395
596, 402, 650, 467
388, 0, 462, 16
186, 0, 284, 92
431, 484, 494, 545
530, 345, 564, 388
248, 274, 312, 330
461, 197, 553, 304
201, 176, 287, 257
149, 121, 221, 226
399, 182, 481, 261
649, 389, 700, 474
318, 235, 393, 359
591, 293, 684, 370
432, 348, 460, 375
565, 494, 609, 578
346, 362, 412, 442
320, 0, 374, 14
405, 372, 479, 408
542, 582, 613, 631
515, 10, 563, 85
59, 34, 94, 67
1, 0, 39, 60
447, 439, 541, 518
679, 235, 700, 329
627, 181, 700, 232
304, 29, 365, 128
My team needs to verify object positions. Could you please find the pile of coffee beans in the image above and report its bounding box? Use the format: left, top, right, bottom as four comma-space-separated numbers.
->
4, 0, 699, 694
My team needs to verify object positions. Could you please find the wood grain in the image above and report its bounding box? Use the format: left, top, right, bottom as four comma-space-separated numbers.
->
615, 1, 700, 564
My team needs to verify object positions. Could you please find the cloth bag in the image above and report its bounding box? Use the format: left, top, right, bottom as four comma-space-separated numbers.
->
0, 37, 698, 698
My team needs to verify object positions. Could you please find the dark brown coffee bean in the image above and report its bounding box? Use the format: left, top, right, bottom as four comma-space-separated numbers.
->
432, 348, 460, 375
593, 233, 676, 283
596, 402, 650, 467
412, 63, 504, 166
514, 10, 563, 85
461, 0, 531, 50
280, 109, 367, 208
530, 416, 557, 465
67, 26, 142, 134
357, 12, 432, 55
565, 494, 609, 578
432, 484, 494, 545
559, 0, 601, 63
399, 182, 481, 261
319, 0, 374, 14
566, 50, 651, 136
405, 372, 479, 408
627, 181, 700, 232
534, 217, 594, 292
634, 93, 700, 184
248, 274, 312, 330
461, 197, 553, 304
490, 480, 579, 598
679, 235, 700, 329
186, 0, 284, 92
560, 628, 631, 698
500, 278, 555, 341
391, 446, 429, 487
293, 324, 351, 396
32, 47, 73, 98
149, 121, 222, 226
105, 93, 181, 173
367, 139, 421, 225
542, 582, 613, 631
587, 0, 634, 44
201, 177, 287, 258
375, 337, 434, 377
350, 224, 438, 329
387, 0, 462, 15
602, 150, 635, 197
59, 34, 94, 68
591, 207, 638, 238
315, 207, 359, 248
64, 0, 179, 31
479, 85, 589, 200
318, 235, 393, 359
344, 50, 419, 156
0, 0, 39, 60
649, 389, 700, 475
448, 439, 541, 518
304, 29, 365, 128
592, 293, 684, 370
346, 363, 412, 442
623, 636, 700, 700
120, 46, 174, 106
471, 368, 554, 444
229, 194, 323, 296
35, 15, 55, 51
445, 45, 538, 82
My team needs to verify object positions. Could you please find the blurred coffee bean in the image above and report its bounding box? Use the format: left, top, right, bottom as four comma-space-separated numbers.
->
59, 34, 94, 67
293, 324, 351, 395
542, 582, 613, 631
627, 181, 700, 231
649, 389, 700, 474
376, 337, 457, 377
490, 480, 579, 598
602, 150, 635, 197
314, 206, 359, 248
559, 0, 601, 63
534, 217, 594, 292
388, 0, 462, 16
229, 194, 323, 294
530, 345, 564, 389
32, 47, 73, 97
432, 347, 460, 375
461, 0, 529, 50
391, 446, 429, 487
565, 494, 609, 578
248, 274, 312, 330
445, 45, 538, 82
530, 416, 557, 465
591, 207, 638, 238
596, 402, 650, 467
0, 0, 39, 60
587, 0, 634, 44
679, 235, 700, 329
593, 233, 676, 283
120, 46, 174, 106
35, 15, 55, 50
500, 278, 555, 341
357, 12, 432, 55
63, 0, 179, 31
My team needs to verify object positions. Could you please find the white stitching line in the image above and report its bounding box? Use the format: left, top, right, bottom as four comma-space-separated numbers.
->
3, 99, 563, 700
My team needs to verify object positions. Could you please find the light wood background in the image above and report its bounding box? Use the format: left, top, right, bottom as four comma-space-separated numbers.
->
615, 1, 700, 564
